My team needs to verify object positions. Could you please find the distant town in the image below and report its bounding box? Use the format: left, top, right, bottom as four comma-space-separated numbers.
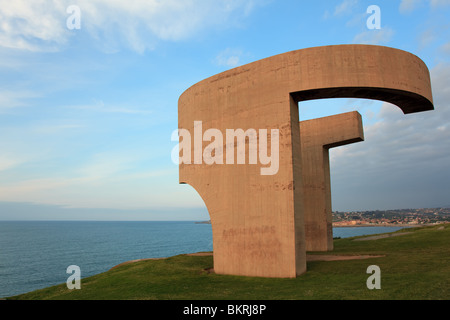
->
196, 207, 450, 227
332, 207, 450, 227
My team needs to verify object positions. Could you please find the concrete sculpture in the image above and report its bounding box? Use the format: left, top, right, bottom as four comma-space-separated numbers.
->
300, 111, 364, 252
178, 45, 434, 278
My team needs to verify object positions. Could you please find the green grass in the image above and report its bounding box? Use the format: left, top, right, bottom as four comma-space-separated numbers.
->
6, 224, 450, 300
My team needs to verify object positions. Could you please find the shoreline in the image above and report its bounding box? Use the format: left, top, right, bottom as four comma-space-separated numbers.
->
332, 223, 426, 228
197, 221, 439, 228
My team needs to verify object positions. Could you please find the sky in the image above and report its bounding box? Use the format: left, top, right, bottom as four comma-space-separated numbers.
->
0, 0, 449, 220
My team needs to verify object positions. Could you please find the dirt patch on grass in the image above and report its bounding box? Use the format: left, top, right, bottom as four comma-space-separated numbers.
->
306, 254, 385, 261
353, 232, 413, 241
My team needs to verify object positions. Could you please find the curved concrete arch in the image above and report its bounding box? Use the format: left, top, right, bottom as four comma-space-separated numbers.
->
292, 87, 433, 114
178, 44, 434, 278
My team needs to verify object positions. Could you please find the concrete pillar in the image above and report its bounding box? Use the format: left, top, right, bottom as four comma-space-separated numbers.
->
300, 111, 364, 252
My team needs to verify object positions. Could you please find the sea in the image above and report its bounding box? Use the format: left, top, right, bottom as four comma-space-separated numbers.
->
0, 221, 406, 298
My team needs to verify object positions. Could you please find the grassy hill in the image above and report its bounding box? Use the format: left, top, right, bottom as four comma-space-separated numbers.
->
5, 224, 449, 300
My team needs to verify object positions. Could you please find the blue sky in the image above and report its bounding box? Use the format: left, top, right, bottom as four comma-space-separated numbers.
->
0, 0, 449, 220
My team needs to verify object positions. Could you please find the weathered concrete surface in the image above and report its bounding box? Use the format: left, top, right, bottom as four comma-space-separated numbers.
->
300, 111, 364, 252
178, 44, 434, 278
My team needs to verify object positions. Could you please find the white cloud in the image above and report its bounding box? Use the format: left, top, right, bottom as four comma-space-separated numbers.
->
214, 48, 247, 68
0, 167, 183, 210
0, 0, 68, 51
353, 27, 394, 45
68, 100, 153, 115
419, 29, 438, 49
77, 152, 137, 180
334, 0, 358, 16
0, 0, 263, 53
32, 124, 84, 135
0, 89, 41, 112
431, 0, 450, 7
0, 155, 26, 172
441, 42, 450, 55
400, 0, 450, 14
399, 0, 423, 13
431, 62, 450, 105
